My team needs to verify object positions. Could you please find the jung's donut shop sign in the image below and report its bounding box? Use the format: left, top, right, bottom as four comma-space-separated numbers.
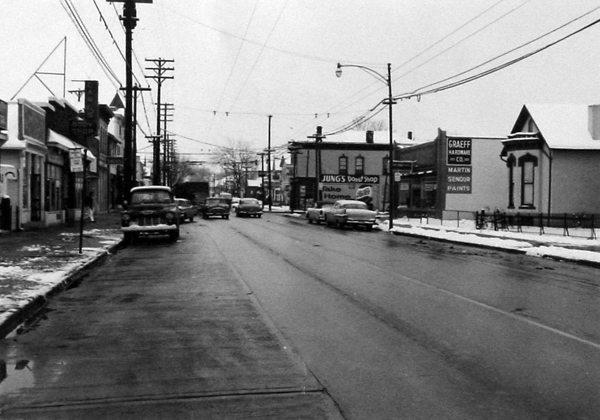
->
446, 137, 472, 194
320, 174, 380, 201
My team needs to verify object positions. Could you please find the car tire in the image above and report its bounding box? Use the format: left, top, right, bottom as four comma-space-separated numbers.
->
316, 219, 321, 225
308, 218, 313, 224
366, 225, 373, 231
169, 229, 180, 241
189, 215, 194, 222
258, 214, 262, 218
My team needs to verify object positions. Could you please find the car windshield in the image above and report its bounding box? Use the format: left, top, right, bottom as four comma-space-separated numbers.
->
342, 203, 367, 210
131, 191, 172, 204
206, 198, 228, 205
240, 199, 258, 205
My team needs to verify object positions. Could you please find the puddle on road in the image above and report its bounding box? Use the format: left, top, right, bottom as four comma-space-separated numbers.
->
0, 359, 35, 394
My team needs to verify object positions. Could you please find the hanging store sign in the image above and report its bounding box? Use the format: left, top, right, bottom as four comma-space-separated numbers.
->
69, 149, 84, 173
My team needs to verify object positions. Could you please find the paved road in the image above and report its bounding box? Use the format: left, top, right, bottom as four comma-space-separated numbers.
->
2, 212, 600, 419
213, 213, 600, 419
0, 216, 343, 419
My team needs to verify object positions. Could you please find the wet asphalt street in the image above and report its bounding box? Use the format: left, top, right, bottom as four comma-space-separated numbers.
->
1, 212, 600, 419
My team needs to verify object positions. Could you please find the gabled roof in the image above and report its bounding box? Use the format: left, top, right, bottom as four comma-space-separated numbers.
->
512, 104, 600, 150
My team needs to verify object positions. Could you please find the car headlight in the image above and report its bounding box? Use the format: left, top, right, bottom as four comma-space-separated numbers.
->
121, 213, 131, 222
165, 212, 176, 221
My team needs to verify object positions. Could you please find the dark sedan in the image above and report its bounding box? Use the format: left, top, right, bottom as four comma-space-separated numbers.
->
235, 198, 263, 218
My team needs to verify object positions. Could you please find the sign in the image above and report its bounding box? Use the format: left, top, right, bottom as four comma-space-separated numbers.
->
0, 100, 7, 131
84, 81, 99, 129
356, 186, 373, 200
70, 120, 96, 137
446, 165, 472, 194
447, 138, 472, 165
21, 102, 45, 141
106, 156, 124, 165
69, 149, 84, 173
320, 174, 380, 184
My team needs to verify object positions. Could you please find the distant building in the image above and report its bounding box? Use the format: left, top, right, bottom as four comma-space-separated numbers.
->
289, 130, 409, 210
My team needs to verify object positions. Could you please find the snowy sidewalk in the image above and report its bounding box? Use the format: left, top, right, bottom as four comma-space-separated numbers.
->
0, 212, 123, 338
383, 217, 600, 267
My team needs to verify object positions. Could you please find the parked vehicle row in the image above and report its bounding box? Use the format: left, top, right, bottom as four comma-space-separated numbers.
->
306, 199, 378, 231
175, 198, 197, 222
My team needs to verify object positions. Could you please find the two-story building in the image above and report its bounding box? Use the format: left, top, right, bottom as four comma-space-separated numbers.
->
290, 130, 408, 211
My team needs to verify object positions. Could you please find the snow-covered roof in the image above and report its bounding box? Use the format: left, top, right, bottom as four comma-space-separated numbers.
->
324, 130, 411, 144
521, 104, 600, 150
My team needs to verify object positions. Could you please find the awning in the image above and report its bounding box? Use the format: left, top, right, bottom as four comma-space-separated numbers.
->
48, 130, 96, 163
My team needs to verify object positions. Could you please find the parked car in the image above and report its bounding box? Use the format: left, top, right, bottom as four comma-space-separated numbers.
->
200, 197, 230, 219
306, 201, 334, 224
175, 198, 197, 222
235, 198, 263, 218
324, 199, 377, 231
121, 186, 180, 242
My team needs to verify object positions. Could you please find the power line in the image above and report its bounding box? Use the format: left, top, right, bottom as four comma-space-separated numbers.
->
395, 10, 600, 101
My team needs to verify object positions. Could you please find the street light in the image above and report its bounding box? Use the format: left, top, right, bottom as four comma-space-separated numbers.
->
336, 62, 397, 230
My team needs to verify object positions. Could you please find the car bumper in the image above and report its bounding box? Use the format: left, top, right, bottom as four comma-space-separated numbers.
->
122, 224, 178, 233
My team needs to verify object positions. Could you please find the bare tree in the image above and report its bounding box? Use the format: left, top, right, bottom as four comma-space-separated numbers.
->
352, 118, 387, 131
214, 139, 258, 197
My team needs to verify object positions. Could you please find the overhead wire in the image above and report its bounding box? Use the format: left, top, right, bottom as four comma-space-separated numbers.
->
59, 0, 121, 88
394, 7, 600, 101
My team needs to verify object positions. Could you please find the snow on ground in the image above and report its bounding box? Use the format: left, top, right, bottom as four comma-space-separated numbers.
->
0, 229, 122, 329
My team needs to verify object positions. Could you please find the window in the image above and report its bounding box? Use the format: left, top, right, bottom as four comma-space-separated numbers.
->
506, 155, 516, 208
518, 154, 537, 208
339, 155, 348, 175
355, 156, 364, 176
382, 156, 389, 175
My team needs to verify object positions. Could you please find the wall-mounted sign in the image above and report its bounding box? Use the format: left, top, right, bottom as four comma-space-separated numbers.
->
447, 138, 472, 165
446, 165, 472, 194
0, 100, 7, 131
320, 174, 380, 184
20, 102, 45, 142
70, 120, 96, 137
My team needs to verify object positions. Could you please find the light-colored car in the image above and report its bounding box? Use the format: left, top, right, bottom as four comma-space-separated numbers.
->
121, 186, 180, 242
235, 198, 263, 218
231, 197, 241, 211
324, 199, 377, 231
306, 201, 334, 224
175, 198, 197, 222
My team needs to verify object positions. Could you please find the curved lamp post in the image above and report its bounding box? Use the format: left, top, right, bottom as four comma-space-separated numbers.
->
336, 62, 396, 230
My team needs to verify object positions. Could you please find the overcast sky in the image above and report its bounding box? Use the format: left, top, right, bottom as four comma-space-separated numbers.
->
2, 0, 600, 162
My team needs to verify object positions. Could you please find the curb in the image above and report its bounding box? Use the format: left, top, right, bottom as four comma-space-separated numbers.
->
390, 230, 600, 269
0, 240, 124, 340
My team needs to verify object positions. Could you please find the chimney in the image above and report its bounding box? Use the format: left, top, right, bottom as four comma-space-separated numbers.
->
366, 130, 374, 143
407, 131, 413, 140
588, 105, 600, 140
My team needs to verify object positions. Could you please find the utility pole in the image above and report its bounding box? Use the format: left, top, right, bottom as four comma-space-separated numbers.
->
267, 115, 272, 212
160, 103, 174, 185
145, 57, 174, 185
121, 84, 151, 186
308, 126, 325, 203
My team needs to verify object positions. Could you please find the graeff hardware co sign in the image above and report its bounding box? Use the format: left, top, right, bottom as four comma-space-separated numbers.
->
447, 138, 471, 165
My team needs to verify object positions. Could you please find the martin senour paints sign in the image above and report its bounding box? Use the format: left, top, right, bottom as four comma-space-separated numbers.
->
446, 165, 472, 194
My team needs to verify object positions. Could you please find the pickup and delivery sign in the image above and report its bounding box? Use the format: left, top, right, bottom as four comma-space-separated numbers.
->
447, 138, 472, 194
